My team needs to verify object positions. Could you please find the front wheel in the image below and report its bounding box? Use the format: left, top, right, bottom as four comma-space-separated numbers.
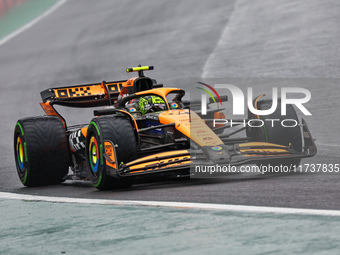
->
86, 116, 137, 190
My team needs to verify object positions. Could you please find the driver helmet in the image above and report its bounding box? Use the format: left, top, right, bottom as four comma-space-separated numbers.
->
139, 95, 165, 115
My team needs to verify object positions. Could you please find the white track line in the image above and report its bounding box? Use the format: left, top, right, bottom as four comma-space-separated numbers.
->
1, 192, 340, 217
0, 0, 68, 47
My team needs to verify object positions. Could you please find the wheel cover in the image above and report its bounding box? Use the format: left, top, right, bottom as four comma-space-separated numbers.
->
16, 136, 24, 170
89, 136, 99, 173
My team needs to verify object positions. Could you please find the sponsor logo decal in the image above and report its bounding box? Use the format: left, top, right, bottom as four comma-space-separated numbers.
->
211, 146, 222, 151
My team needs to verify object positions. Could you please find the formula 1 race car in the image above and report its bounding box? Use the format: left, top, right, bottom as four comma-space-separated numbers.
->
14, 66, 317, 190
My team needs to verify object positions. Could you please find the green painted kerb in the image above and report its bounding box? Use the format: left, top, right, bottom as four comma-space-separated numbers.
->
0, 0, 59, 41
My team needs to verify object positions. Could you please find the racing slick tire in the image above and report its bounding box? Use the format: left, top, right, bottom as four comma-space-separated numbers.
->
14, 116, 70, 187
86, 116, 137, 190
247, 98, 302, 170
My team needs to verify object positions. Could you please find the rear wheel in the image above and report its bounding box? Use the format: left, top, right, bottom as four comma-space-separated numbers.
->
86, 116, 137, 190
14, 116, 70, 187
247, 99, 302, 169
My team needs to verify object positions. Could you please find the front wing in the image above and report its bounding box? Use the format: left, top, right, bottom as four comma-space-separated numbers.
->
106, 119, 317, 177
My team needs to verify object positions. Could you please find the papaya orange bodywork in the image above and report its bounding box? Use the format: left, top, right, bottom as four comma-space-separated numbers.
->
238, 142, 290, 157
158, 110, 223, 147
125, 150, 190, 167
81, 127, 88, 137
104, 141, 117, 169
39, 102, 65, 127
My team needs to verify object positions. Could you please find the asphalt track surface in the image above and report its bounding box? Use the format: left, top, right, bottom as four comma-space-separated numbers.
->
0, 0, 339, 210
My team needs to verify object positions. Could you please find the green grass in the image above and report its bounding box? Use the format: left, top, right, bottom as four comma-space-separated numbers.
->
0, 0, 59, 40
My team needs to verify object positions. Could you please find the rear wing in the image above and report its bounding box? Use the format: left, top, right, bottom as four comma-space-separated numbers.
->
40, 80, 126, 108
41, 65, 160, 108
39, 66, 161, 128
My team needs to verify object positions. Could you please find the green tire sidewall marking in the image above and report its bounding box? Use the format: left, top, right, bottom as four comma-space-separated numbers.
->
16, 122, 24, 136
24, 142, 28, 162
94, 174, 102, 188
100, 144, 104, 165
89, 121, 100, 135
22, 169, 28, 184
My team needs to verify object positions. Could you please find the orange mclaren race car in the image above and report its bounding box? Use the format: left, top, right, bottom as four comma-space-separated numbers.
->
14, 66, 317, 190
